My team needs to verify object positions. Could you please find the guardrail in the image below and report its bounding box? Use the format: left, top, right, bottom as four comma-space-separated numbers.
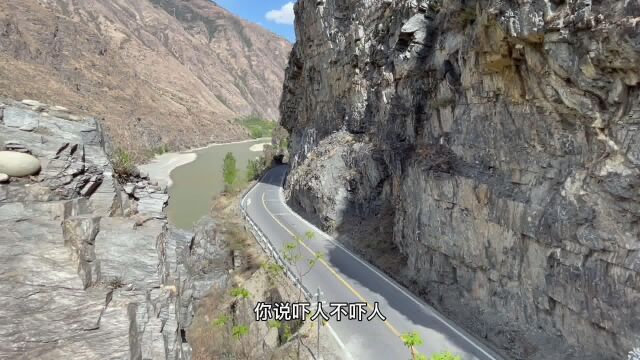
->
239, 171, 313, 301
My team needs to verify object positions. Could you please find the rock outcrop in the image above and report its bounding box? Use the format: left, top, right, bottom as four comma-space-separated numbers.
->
0, 100, 230, 359
281, 1, 640, 359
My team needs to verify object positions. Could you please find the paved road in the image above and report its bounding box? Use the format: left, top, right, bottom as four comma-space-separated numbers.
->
242, 165, 503, 360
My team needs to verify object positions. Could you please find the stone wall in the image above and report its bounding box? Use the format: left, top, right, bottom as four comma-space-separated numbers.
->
0, 99, 230, 359
280, 1, 640, 358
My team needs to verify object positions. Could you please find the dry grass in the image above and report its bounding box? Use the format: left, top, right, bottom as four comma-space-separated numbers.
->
190, 190, 283, 360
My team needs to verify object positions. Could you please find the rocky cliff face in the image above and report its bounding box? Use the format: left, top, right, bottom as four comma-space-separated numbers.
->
0, 0, 291, 157
0, 99, 231, 359
281, 0, 640, 358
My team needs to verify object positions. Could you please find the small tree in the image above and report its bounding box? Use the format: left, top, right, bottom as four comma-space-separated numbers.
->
246, 156, 265, 181
401, 331, 461, 360
401, 331, 424, 360
281, 230, 324, 358
222, 152, 238, 192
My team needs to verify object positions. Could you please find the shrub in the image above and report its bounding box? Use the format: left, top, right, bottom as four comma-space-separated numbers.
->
212, 314, 229, 327
222, 152, 238, 191
230, 287, 251, 299
246, 156, 265, 181
401, 331, 424, 349
231, 325, 249, 340
113, 147, 135, 177
249, 127, 263, 139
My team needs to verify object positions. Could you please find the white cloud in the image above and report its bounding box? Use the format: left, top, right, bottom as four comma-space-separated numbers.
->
265, 2, 295, 25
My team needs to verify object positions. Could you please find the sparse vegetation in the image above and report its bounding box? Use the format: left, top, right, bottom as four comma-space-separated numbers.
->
149, 143, 171, 156
112, 147, 135, 177
246, 156, 266, 181
230, 286, 251, 299
235, 116, 277, 139
402, 331, 425, 360
213, 314, 230, 327
401, 331, 462, 360
189, 188, 333, 359
106, 275, 126, 289
231, 325, 250, 340
281, 230, 325, 359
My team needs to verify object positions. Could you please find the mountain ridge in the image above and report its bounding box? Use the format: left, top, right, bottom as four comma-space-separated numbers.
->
0, 0, 291, 158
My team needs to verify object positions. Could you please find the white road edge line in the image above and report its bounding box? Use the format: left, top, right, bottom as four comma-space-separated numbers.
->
242, 179, 356, 360
274, 169, 500, 360
326, 323, 354, 360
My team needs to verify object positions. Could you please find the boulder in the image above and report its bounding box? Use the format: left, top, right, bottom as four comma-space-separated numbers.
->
0, 151, 41, 177
137, 194, 168, 215
0, 173, 8, 183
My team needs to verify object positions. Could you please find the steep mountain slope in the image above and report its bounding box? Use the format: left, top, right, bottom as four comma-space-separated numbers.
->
281, 0, 640, 359
0, 0, 291, 157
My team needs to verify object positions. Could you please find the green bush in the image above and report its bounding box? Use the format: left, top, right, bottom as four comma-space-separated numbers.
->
401, 331, 424, 349
222, 152, 238, 191
235, 116, 277, 139
231, 325, 249, 340
230, 287, 250, 299
246, 156, 265, 181
113, 147, 135, 177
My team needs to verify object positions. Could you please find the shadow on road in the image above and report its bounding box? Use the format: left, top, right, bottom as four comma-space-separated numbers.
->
254, 165, 498, 359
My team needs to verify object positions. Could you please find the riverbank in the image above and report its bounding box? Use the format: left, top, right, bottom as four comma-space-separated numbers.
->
187, 137, 271, 152
139, 152, 198, 189
249, 142, 270, 152
139, 138, 271, 189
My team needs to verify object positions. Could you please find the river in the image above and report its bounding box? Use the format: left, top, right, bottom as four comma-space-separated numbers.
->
165, 139, 268, 229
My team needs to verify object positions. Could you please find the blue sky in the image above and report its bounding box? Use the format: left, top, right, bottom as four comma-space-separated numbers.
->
214, 0, 296, 42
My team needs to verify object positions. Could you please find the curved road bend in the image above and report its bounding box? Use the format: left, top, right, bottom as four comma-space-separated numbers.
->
242, 165, 503, 360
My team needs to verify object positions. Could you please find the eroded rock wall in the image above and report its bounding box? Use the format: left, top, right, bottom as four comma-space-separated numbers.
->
281, 0, 640, 358
0, 100, 230, 359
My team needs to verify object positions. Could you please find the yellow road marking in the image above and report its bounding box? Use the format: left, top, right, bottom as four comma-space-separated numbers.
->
260, 192, 402, 338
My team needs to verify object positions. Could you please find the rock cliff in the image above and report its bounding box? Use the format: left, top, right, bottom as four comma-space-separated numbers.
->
0, 0, 291, 157
0, 99, 230, 359
280, 0, 640, 358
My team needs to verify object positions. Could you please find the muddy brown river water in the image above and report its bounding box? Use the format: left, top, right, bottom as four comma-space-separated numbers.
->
166, 139, 268, 229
